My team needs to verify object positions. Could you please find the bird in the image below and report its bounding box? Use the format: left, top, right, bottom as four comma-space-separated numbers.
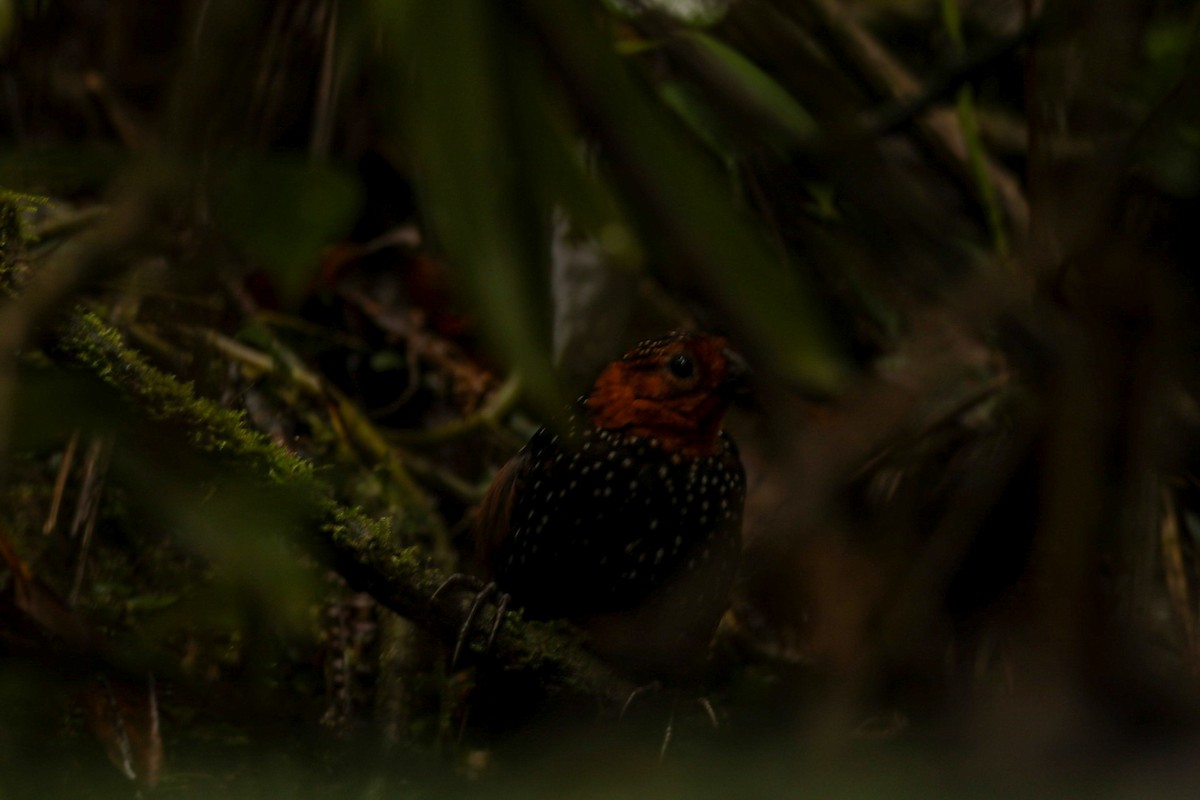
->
464, 331, 748, 682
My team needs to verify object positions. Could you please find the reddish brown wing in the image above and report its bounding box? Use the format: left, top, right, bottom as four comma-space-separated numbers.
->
472, 450, 529, 576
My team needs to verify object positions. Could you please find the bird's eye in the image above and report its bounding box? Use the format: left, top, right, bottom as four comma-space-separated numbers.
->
667, 352, 695, 379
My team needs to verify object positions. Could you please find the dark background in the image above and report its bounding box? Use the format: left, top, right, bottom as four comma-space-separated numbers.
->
3, 0, 1200, 796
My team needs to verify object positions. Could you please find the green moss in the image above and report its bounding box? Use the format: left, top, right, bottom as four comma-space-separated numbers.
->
0, 187, 47, 291
324, 505, 397, 555
59, 309, 318, 485
47, 299, 629, 705
388, 545, 427, 569
0, 188, 45, 244
54, 308, 458, 610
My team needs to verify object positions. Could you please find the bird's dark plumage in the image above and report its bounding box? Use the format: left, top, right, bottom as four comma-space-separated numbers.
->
475, 331, 747, 679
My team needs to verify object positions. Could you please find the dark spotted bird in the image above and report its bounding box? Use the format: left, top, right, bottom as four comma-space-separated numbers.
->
470, 331, 748, 680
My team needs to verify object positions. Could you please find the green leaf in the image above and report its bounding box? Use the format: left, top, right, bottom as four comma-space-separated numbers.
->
659, 80, 742, 163
679, 29, 818, 148
0, 0, 13, 54
375, 0, 846, 396
377, 2, 568, 417
524, 0, 848, 392
116, 449, 322, 636
214, 155, 362, 306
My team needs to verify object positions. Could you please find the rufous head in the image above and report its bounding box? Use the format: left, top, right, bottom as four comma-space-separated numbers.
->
585, 331, 749, 457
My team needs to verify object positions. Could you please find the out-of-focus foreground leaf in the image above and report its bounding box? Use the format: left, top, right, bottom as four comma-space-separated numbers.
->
370, 1, 563, 415
372, 0, 849, 405
214, 155, 362, 306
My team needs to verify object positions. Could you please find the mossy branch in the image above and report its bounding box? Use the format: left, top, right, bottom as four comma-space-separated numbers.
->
53, 307, 638, 706
176, 322, 451, 558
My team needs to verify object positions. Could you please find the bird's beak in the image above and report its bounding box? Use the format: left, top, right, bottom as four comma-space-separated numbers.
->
718, 348, 752, 397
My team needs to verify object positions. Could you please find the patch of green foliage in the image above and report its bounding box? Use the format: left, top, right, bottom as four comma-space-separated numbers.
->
0, 187, 46, 291
58, 310, 318, 486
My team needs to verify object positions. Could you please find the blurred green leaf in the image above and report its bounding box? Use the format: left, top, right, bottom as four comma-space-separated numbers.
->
378, 1, 565, 416
678, 29, 819, 148
1131, 15, 1200, 118
369, 349, 406, 372
13, 366, 320, 637
0, 145, 126, 197
214, 156, 362, 306
11, 368, 135, 451
0, 0, 13, 54
524, 0, 848, 392
115, 450, 322, 636
1140, 123, 1200, 198
122, 593, 181, 614
377, 0, 847, 396
659, 80, 742, 165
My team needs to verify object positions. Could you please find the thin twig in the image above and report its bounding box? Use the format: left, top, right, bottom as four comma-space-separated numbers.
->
867, 21, 1040, 138
309, 0, 340, 159
794, 0, 1029, 235
388, 375, 522, 447
69, 435, 113, 606
43, 430, 81, 535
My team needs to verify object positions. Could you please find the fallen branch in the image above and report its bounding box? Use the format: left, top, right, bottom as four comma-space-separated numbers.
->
52, 308, 638, 706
